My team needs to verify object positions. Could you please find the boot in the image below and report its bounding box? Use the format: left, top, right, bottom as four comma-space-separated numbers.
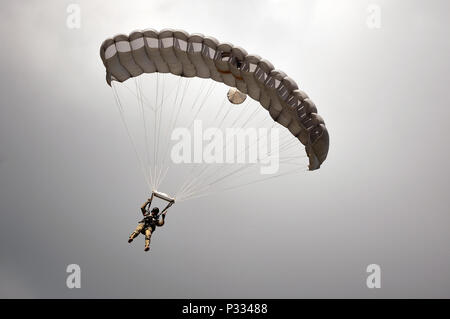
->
128, 238, 133, 243
144, 236, 151, 252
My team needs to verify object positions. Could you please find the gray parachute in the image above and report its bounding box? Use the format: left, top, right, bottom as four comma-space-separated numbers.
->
100, 28, 329, 170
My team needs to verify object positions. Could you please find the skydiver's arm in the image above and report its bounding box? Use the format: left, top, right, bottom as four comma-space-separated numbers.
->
140, 195, 153, 215
140, 202, 148, 215
156, 215, 166, 227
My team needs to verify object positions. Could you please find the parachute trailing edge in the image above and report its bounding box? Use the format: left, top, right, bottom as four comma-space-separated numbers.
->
100, 28, 329, 170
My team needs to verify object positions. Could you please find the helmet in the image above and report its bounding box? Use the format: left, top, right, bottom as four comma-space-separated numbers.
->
151, 207, 159, 214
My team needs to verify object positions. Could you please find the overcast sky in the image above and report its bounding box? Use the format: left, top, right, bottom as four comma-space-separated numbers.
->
0, 0, 449, 298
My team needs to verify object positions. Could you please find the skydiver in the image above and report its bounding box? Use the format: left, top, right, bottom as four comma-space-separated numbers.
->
128, 198, 173, 252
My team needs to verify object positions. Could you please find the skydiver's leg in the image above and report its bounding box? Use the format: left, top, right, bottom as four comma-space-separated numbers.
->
128, 223, 144, 243
144, 228, 152, 251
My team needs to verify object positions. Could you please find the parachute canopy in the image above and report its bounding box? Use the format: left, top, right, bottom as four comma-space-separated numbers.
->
100, 28, 329, 170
